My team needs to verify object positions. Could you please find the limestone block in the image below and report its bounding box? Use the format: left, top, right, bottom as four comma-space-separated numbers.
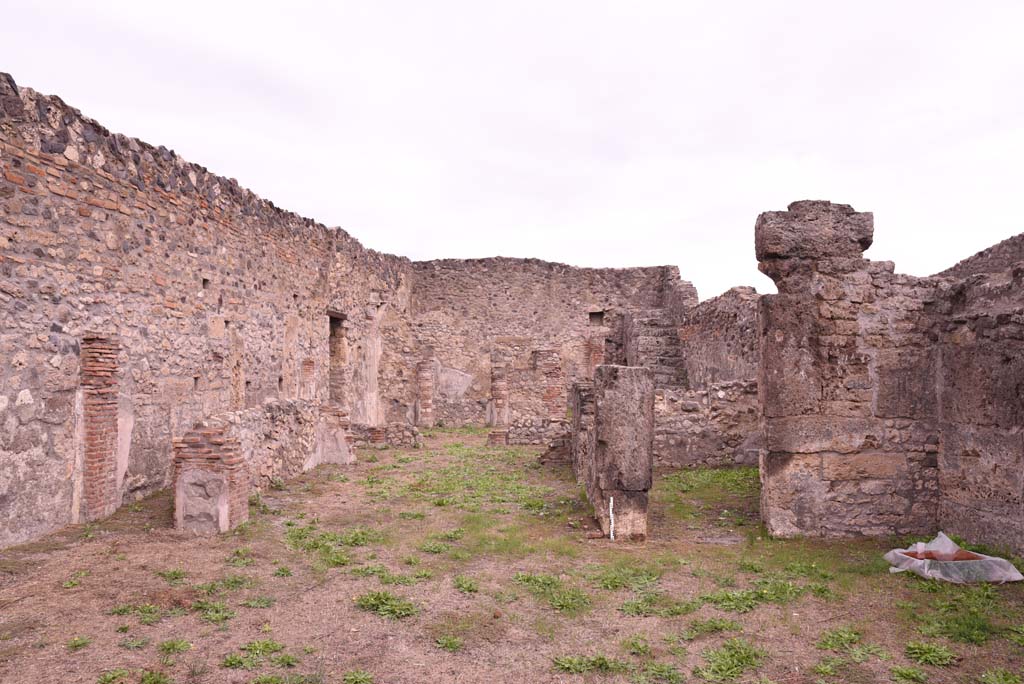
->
175, 468, 228, 535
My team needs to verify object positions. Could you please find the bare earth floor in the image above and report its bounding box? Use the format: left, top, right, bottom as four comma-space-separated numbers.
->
1, 429, 1022, 684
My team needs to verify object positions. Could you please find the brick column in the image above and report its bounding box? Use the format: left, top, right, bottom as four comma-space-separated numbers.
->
415, 360, 434, 427
533, 349, 565, 420
173, 423, 249, 535
81, 335, 120, 521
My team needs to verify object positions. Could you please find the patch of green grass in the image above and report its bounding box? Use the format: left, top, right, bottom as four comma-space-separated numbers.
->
192, 599, 235, 624
847, 643, 889, 662
918, 585, 1000, 644
1008, 625, 1024, 647
156, 568, 187, 585
284, 522, 355, 567
980, 670, 1023, 684
435, 528, 466, 541
67, 636, 91, 651
591, 560, 662, 591
812, 656, 844, 676
701, 589, 760, 613
514, 572, 591, 614
355, 591, 419, 619
352, 563, 423, 586
890, 665, 928, 683
227, 547, 256, 567
62, 569, 89, 588
399, 511, 425, 520
109, 603, 165, 625
419, 540, 451, 554
454, 575, 478, 594
553, 654, 631, 674
241, 596, 275, 608
622, 634, 651, 656
119, 636, 149, 650
272, 653, 300, 667
158, 639, 191, 654
634, 662, 684, 683
436, 635, 463, 652
195, 574, 253, 595
339, 526, 386, 547
621, 591, 701, 618
693, 638, 765, 682
816, 626, 861, 651
138, 672, 171, 684
97, 669, 131, 684
660, 467, 759, 498
905, 641, 956, 666
274, 566, 293, 577
679, 618, 742, 641
342, 672, 374, 684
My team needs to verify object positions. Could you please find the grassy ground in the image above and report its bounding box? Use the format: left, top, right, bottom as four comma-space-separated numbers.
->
1, 429, 1022, 684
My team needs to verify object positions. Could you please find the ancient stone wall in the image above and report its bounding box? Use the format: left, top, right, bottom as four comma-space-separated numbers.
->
677, 287, 760, 388
653, 380, 759, 467
0, 73, 411, 547
409, 258, 696, 427
933, 255, 1024, 552
756, 201, 942, 538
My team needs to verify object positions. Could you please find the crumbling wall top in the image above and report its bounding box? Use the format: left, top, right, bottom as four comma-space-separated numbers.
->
755, 200, 874, 283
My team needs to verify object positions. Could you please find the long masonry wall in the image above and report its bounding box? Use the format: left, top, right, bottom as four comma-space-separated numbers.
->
0, 73, 413, 547
408, 258, 698, 429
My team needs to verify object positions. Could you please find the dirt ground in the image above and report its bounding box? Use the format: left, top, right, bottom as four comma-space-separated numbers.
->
1, 428, 1022, 684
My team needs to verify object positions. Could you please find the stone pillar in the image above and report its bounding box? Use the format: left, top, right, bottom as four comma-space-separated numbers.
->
533, 349, 565, 420
585, 365, 654, 541
569, 381, 596, 482
415, 360, 434, 427
487, 351, 510, 445
756, 200, 939, 539
80, 335, 120, 521
173, 422, 249, 535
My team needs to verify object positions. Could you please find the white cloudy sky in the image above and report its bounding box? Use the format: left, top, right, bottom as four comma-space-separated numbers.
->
4, 2, 1023, 298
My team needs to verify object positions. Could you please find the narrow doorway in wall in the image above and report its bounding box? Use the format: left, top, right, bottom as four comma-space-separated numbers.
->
328, 312, 348, 405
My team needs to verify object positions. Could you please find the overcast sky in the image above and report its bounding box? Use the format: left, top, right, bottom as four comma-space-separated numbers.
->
4, 2, 1023, 298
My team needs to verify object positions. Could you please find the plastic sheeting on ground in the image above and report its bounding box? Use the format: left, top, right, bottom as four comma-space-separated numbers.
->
884, 532, 1024, 584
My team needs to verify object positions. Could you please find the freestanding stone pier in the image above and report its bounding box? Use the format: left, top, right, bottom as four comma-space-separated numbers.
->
574, 365, 654, 541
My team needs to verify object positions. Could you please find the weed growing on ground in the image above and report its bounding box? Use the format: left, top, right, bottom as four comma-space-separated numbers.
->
274, 566, 293, 577
621, 591, 701, 617
418, 540, 450, 554
553, 654, 630, 674
155, 568, 187, 585
980, 671, 1023, 684
514, 572, 591, 614
139, 672, 171, 684
816, 626, 862, 651
158, 639, 191, 654
66, 636, 90, 651
242, 596, 276, 608
679, 618, 742, 641
622, 634, 651, 656
227, 547, 256, 567
97, 669, 131, 684
192, 599, 235, 624
436, 635, 463, 652
355, 591, 418, 619
905, 641, 957, 666
454, 575, 478, 594
634, 662, 684, 683
342, 672, 374, 684
119, 636, 149, 650
591, 560, 662, 591
890, 665, 928, 683
693, 638, 765, 682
